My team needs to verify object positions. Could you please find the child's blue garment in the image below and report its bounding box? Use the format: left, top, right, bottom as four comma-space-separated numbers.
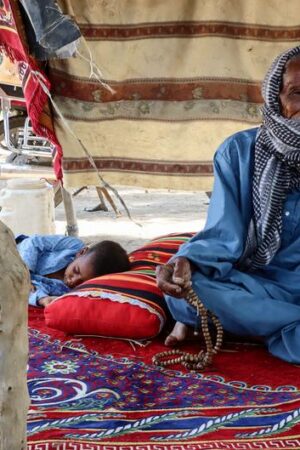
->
17, 234, 84, 306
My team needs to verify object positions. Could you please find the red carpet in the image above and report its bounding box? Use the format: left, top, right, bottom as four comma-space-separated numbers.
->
27, 307, 300, 450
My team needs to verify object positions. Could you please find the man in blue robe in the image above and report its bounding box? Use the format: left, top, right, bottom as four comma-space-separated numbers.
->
156, 46, 300, 364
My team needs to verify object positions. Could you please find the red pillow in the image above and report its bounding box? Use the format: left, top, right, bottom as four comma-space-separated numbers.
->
44, 232, 195, 339
44, 271, 168, 339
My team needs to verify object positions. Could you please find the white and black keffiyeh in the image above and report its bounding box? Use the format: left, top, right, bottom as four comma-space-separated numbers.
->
239, 45, 300, 271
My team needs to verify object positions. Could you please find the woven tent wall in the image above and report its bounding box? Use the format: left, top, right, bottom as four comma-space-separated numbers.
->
51, 0, 300, 190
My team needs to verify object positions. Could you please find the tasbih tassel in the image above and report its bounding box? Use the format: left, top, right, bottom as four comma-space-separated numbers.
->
152, 287, 223, 371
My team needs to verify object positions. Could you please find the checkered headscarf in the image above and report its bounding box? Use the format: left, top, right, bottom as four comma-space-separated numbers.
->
238, 45, 300, 270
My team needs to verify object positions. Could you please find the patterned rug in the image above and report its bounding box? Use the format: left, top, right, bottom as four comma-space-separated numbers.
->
27, 308, 300, 449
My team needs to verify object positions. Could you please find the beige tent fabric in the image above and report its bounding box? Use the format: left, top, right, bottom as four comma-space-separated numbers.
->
51, 0, 300, 190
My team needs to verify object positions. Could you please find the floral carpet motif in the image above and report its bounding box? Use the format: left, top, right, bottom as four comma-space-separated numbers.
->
27, 309, 300, 450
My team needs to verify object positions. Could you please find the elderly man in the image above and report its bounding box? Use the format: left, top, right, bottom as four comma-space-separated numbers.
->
157, 46, 300, 364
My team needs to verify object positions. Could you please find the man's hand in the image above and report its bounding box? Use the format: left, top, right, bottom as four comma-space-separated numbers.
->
156, 256, 192, 298
37, 296, 57, 307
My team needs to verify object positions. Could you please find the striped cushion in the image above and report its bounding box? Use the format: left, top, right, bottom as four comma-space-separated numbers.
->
44, 232, 195, 339
129, 232, 195, 271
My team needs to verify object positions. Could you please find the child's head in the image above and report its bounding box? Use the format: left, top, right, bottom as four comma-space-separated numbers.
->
64, 240, 130, 288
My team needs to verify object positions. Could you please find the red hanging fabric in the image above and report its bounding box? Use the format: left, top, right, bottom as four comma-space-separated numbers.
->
0, 0, 63, 179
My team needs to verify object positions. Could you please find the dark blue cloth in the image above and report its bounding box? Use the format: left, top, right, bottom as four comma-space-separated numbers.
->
166, 128, 300, 363
19, 0, 81, 60
17, 234, 85, 306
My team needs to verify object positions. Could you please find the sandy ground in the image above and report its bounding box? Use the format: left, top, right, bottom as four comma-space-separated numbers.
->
0, 132, 210, 251
0, 147, 210, 251
55, 185, 210, 252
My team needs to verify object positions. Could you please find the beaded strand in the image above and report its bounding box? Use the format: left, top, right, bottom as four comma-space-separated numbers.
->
152, 287, 223, 371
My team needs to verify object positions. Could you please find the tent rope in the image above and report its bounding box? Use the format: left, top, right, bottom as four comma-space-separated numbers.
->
31, 69, 139, 224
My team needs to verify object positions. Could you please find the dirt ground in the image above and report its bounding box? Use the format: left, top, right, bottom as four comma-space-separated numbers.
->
0, 142, 210, 251
0, 146, 210, 251
55, 185, 210, 252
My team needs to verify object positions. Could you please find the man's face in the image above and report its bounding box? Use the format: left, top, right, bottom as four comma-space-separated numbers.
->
280, 57, 300, 119
64, 252, 95, 288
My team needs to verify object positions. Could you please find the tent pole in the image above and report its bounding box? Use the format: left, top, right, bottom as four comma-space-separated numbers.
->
60, 182, 78, 236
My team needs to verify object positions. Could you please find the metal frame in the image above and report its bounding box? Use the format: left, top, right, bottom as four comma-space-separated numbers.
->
0, 95, 53, 158
1, 96, 15, 151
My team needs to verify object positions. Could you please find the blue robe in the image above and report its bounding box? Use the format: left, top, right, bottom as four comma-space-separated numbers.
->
166, 127, 300, 363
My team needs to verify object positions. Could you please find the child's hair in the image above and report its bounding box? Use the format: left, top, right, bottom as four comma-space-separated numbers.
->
86, 240, 130, 277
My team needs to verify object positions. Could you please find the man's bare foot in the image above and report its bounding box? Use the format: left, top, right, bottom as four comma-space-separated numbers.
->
164, 321, 189, 346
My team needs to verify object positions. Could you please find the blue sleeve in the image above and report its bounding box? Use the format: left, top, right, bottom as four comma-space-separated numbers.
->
175, 142, 250, 280
17, 235, 84, 273
28, 286, 49, 307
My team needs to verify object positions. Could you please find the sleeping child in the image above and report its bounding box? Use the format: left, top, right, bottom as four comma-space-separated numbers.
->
16, 234, 130, 307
